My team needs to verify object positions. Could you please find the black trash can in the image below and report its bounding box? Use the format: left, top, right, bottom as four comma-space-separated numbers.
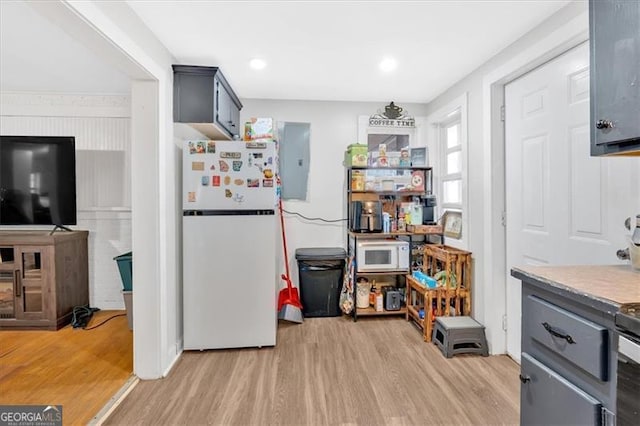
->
295, 247, 346, 317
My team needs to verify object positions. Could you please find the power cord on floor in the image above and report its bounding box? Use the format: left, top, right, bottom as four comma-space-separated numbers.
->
83, 313, 127, 330
71, 305, 100, 328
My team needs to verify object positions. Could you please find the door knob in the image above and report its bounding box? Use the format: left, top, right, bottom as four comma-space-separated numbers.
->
596, 119, 614, 130
519, 374, 531, 384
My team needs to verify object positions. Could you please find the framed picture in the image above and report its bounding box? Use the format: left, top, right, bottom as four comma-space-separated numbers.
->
442, 210, 462, 239
410, 147, 428, 166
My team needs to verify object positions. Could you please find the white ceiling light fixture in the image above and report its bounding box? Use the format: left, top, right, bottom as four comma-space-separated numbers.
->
249, 58, 267, 70
379, 57, 397, 73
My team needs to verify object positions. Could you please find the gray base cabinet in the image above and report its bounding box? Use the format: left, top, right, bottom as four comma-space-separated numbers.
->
518, 280, 617, 425
521, 353, 603, 426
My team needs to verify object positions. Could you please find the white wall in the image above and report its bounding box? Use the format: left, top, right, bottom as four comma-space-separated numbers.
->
44, 0, 180, 379
423, 2, 597, 354
0, 92, 132, 310
240, 99, 428, 283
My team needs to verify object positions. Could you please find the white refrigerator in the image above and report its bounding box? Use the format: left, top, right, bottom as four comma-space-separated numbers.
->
182, 140, 278, 350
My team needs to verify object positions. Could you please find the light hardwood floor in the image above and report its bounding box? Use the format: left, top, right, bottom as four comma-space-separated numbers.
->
106, 317, 519, 425
0, 310, 133, 425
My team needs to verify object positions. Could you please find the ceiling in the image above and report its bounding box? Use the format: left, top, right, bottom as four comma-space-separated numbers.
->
127, 0, 571, 103
1, 1, 572, 103
0, 1, 130, 95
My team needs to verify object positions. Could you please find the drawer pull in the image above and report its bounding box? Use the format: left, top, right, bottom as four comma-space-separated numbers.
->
519, 374, 531, 384
14, 270, 21, 297
542, 322, 576, 344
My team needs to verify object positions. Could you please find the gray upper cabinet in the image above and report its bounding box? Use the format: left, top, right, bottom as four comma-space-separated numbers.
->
173, 65, 243, 140
215, 78, 240, 136
590, 0, 640, 156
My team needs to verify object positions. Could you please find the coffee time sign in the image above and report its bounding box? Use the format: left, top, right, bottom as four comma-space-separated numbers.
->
369, 102, 415, 127
368, 117, 415, 127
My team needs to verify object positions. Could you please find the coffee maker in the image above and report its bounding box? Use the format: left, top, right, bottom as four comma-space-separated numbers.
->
421, 195, 437, 225
350, 201, 383, 232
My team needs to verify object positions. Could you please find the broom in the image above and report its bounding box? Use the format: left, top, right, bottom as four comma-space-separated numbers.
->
277, 179, 303, 324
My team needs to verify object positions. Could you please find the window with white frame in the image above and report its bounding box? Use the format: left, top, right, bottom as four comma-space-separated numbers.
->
440, 110, 462, 211
427, 93, 467, 246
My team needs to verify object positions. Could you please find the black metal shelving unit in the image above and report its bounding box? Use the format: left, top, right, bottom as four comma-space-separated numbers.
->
345, 166, 442, 321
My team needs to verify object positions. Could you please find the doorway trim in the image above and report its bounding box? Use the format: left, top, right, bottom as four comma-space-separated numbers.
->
480, 11, 589, 355
29, 0, 178, 379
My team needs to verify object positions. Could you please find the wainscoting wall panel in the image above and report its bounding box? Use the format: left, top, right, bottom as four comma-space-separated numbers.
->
0, 93, 132, 309
77, 210, 132, 309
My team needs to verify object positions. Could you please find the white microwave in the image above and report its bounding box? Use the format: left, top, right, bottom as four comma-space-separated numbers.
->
356, 240, 410, 272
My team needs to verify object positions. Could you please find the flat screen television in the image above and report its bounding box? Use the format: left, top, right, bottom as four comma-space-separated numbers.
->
0, 136, 77, 226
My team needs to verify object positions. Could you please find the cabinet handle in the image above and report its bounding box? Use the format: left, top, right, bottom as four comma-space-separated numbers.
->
519, 374, 530, 384
595, 119, 614, 130
14, 269, 21, 297
542, 322, 576, 344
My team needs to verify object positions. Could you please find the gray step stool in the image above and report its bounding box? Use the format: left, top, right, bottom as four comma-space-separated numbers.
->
432, 316, 489, 358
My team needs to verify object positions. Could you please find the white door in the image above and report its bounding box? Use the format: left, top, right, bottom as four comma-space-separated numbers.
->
505, 42, 640, 361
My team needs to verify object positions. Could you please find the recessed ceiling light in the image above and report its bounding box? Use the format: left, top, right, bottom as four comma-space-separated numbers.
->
250, 58, 267, 70
379, 57, 397, 72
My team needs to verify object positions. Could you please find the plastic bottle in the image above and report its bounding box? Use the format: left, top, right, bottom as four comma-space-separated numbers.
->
398, 214, 406, 232
369, 280, 377, 307
382, 212, 391, 233
369, 288, 376, 307
632, 214, 640, 246
375, 288, 384, 312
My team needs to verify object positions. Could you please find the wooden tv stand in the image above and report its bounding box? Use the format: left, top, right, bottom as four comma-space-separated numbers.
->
0, 230, 89, 330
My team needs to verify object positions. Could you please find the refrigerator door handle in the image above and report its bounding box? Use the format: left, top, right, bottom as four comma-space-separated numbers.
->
183, 209, 275, 216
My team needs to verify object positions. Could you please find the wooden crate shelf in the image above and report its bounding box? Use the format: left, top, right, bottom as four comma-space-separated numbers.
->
406, 245, 474, 341
423, 244, 472, 316
406, 275, 432, 341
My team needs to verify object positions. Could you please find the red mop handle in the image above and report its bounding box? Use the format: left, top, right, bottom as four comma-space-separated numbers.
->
277, 178, 293, 290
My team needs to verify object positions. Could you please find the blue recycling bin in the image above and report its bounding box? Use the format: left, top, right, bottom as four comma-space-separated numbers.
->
114, 251, 133, 291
